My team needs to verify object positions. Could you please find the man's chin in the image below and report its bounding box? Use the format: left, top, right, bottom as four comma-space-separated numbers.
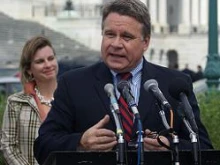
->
109, 67, 127, 73
105, 61, 128, 72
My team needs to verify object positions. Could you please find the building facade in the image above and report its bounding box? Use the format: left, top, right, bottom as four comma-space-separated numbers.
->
0, 0, 219, 71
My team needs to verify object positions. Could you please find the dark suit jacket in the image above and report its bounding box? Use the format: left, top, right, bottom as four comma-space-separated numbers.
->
34, 59, 213, 164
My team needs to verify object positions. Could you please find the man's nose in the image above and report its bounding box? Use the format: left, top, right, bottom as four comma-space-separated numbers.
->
111, 37, 123, 48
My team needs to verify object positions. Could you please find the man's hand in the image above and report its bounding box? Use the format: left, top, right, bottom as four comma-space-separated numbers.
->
79, 115, 117, 151
143, 129, 170, 151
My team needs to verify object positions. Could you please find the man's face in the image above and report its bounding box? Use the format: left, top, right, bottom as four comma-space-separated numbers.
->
101, 12, 150, 73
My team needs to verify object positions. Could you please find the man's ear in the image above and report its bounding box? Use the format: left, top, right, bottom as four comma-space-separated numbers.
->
143, 37, 150, 51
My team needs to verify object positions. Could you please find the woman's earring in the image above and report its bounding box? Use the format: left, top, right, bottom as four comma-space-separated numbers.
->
28, 73, 35, 81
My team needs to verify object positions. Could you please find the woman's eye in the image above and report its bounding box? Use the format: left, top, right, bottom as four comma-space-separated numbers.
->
34, 60, 43, 64
48, 56, 55, 61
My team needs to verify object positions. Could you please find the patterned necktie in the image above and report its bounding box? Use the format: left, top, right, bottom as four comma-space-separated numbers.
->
118, 72, 134, 142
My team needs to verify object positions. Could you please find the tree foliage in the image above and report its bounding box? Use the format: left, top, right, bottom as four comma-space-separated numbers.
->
196, 90, 220, 149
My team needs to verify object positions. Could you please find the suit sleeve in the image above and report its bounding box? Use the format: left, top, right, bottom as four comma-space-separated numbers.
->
34, 76, 83, 165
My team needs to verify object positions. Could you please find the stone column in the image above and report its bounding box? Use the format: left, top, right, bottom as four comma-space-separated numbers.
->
199, 0, 208, 32
191, 0, 199, 27
148, 0, 157, 24
178, 0, 191, 34
158, 0, 168, 33
148, 0, 167, 34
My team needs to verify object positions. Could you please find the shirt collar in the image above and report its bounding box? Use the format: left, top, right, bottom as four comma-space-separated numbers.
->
110, 58, 143, 81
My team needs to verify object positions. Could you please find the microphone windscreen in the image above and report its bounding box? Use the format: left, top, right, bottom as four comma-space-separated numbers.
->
104, 83, 114, 94
176, 102, 186, 118
143, 79, 158, 92
168, 77, 190, 100
117, 80, 129, 93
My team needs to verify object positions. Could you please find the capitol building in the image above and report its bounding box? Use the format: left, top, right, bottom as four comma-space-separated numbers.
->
0, 0, 219, 71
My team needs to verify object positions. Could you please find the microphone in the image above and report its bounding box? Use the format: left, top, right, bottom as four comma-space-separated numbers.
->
176, 103, 197, 136
144, 79, 180, 165
104, 83, 120, 112
117, 80, 139, 116
117, 80, 144, 165
104, 83, 123, 135
168, 78, 198, 133
144, 79, 171, 110
104, 83, 125, 165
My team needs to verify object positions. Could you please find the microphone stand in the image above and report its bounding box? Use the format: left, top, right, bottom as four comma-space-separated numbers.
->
182, 118, 199, 165
110, 105, 125, 165
172, 134, 180, 165
177, 102, 200, 165
134, 113, 144, 165
129, 104, 144, 165
157, 104, 180, 165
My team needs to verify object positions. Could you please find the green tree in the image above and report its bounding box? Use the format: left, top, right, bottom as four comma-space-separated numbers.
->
0, 94, 6, 164
0, 95, 6, 126
197, 90, 220, 149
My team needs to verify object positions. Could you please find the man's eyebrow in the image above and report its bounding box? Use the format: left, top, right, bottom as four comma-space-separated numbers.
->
122, 31, 134, 36
104, 29, 114, 32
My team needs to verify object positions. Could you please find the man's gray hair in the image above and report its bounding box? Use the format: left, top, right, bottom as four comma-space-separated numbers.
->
101, 0, 151, 38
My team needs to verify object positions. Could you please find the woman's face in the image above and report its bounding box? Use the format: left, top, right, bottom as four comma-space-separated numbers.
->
28, 46, 58, 83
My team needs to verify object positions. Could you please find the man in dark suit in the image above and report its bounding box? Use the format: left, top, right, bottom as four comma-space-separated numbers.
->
34, 0, 213, 164
182, 64, 196, 82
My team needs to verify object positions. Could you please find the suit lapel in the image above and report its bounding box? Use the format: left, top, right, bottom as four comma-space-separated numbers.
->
93, 63, 115, 121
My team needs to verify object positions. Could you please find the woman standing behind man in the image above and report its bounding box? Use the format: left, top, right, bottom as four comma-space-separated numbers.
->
1, 36, 58, 165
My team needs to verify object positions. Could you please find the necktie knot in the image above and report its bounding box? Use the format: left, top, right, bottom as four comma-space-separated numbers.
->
118, 72, 132, 81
